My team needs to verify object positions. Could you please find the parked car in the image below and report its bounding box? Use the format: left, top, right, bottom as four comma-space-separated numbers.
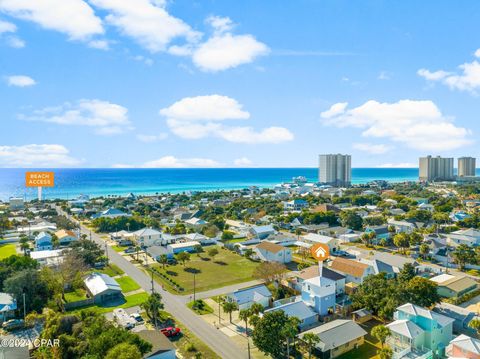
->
332, 250, 354, 258
161, 327, 181, 337
130, 312, 144, 323
124, 247, 136, 254
166, 258, 177, 265
2, 319, 24, 331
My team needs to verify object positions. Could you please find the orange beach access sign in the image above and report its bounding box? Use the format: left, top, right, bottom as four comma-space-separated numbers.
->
25, 172, 55, 187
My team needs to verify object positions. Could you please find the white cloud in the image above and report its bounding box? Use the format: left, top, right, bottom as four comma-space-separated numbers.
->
0, 19, 15, 33
192, 32, 269, 72
353, 143, 392, 154
88, 39, 109, 50
376, 163, 417, 168
160, 94, 250, 121
142, 156, 221, 168
0, 144, 82, 167
90, 0, 199, 52
133, 55, 154, 66
20, 99, 133, 135
418, 51, 480, 93
321, 99, 472, 151
7, 75, 36, 87
378, 71, 391, 80
161, 95, 293, 144
234, 157, 252, 167
320, 102, 348, 119
6, 35, 24, 47
0, 0, 103, 40
136, 133, 168, 142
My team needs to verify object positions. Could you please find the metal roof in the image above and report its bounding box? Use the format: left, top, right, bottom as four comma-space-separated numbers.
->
84, 272, 121, 296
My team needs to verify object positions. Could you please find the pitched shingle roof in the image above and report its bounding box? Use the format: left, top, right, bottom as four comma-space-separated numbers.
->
256, 241, 285, 254
330, 257, 369, 278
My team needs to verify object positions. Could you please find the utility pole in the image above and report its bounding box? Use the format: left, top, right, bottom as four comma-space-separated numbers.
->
193, 272, 196, 302
218, 300, 221, 324
247, 338, 251, 359
150, 270, 158, 329
23, 292, 26, 321
104, 242, 109, 265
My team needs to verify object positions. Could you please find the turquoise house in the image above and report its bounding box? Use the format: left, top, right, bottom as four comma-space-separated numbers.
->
386, 303, 453, 359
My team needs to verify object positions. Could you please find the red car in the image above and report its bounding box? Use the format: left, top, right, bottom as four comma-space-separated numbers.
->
161, 327, 181, 337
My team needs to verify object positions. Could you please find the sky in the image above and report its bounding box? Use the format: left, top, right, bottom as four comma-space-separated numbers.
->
0, 0, 480, 169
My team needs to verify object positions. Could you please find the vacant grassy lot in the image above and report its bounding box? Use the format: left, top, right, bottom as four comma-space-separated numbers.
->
64, 289, 88, 303
97, 263, 125, 277
187, 300, 214, 315
117, 276, 141, 293
0, 244, 16, 259
68, 292, 148, 315
152, 246, 259, 294
111, 245, 129, 252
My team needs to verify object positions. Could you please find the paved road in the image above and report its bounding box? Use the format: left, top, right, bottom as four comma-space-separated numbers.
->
60, 209, 246, 359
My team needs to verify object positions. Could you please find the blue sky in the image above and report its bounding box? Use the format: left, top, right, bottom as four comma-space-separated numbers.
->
0, 0, 479, 168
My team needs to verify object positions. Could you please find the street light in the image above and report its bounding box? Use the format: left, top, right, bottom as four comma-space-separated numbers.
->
193, 272, 196, 302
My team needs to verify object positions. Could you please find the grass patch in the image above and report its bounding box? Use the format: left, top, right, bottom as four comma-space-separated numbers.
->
64, 289, 88, 303
187, 300, 214, 315
152, 246, 259, 294
98, 263, 124, 277
224, 237, 246, 244
117, 276, 141, 293
337, 320, 382, 359
68, 292, 148, 315
0, 244, 16, 259
112, 245, 129, 252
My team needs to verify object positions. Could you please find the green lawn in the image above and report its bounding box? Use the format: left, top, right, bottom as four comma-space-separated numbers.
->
0, 244, 17, 259
68, 292, 148, 314
117, 276, 141, 293
337, 320, 382, 359
98, 263, 125, 277
187, 300, 214, 315
64, 289, 88, 303
152, 246, 260, 294
111, 245, 129, 252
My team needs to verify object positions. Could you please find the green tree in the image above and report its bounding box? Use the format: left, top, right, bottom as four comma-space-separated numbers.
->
222, 301, 238, 323
452, 244, 476, 271
303, 332, 320, 359
378, 346, 393, 359
140, 292, 164, 327
105, 343, 142, 359
207, 247, 219, 260
4, 269, 51, 315
176, 251, 191, 266
69, 239, 104, 267
158, 254, 168, 269
393, 233, 410, 254
282, 316, 300, 358
340, 211, 363, 230
244, 248, 254, 259
239, 308, 251, 336
371, 325, 391, 347
251, 310, 291, 358
419, 243, 430, 259
398, 263, 416, 283
469, 318, 480, 334
402, 276, 440, 308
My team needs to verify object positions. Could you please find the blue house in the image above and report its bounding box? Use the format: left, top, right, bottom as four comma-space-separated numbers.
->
365, 225, 390, 242
226, 284, 272, 310
35, 231, 53, 250
301, 276, 336, 316
0, 293, 17, 324
264, 301, 317, 331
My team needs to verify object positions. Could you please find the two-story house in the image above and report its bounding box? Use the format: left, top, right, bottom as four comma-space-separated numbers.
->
386, 303, 454, 359
301, 276, 336, 316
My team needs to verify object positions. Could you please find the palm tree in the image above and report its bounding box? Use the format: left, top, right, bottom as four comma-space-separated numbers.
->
239, 308, 251, 336
371, 325, 391, 348
222, 301, 238, 323
249, 302, 264, 316
244, 248, 254, 259
378, 346, 393, 359
140, 292, 164, 327
282, 316, 300, 358
469, 318, 480, 335
303, 333, 320, 359
159, 254, 168, 269
135, 245, 141, 261
20, 241, 30, 255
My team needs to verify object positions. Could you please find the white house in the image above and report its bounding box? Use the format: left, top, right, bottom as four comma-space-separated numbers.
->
283, 199, 309, 211
447, 228, 480, 247
184, 217, 208, 229
387, 219, 416, 233
301, 233, 338, 253
227, 284, 272, 310
91, 208, 131, 219
249, 225, 276, 239
84, 272, 122, 304
255, 241, 292, 263
132, 228, 162, 247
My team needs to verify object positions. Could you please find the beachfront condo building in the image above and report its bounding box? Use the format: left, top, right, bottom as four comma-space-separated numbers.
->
419, 156, 454, 182
319, 154, 351, 187
458, 157, 476, 177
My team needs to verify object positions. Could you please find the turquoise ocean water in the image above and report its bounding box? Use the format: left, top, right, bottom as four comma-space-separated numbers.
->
0, 168, 428, 201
